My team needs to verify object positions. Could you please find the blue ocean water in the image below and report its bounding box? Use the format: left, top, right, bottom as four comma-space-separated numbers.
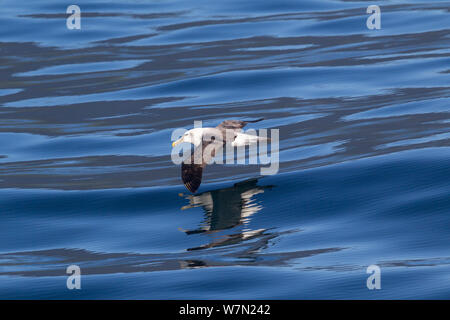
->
0, 0, 449, 299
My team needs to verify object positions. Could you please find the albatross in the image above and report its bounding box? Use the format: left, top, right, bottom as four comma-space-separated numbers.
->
171, 119, 267, 193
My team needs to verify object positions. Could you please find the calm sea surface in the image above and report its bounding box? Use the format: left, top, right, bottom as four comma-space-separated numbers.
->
0, 0, 449, 299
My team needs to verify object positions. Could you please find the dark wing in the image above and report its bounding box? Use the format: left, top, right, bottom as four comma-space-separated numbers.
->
182, 161, 203, 193
182, 140, 223, 193
216, 118, 263, 131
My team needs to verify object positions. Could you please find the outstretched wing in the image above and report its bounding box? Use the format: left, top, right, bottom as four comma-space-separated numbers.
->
216, 118, 264, 145
216, 118, 263, 131
182, 140, 223, 193
182, 161, 203, 194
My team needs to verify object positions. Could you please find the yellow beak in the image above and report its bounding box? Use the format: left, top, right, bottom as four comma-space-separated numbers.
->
172, 137, 183, 147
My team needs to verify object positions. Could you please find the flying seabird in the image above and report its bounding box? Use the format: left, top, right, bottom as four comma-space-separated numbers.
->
171, 119, 267, 193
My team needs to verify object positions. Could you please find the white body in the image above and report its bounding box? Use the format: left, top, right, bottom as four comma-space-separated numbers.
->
173, 127, 267, 148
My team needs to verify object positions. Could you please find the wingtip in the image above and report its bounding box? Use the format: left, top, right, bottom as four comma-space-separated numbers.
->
246, 118, 264, 123
184, 182, 199, 193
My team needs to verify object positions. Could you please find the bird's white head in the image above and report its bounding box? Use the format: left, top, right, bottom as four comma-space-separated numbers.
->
172, 128, 203, 148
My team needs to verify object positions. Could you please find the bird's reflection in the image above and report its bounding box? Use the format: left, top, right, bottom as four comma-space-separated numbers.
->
179, 178, 274, 250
